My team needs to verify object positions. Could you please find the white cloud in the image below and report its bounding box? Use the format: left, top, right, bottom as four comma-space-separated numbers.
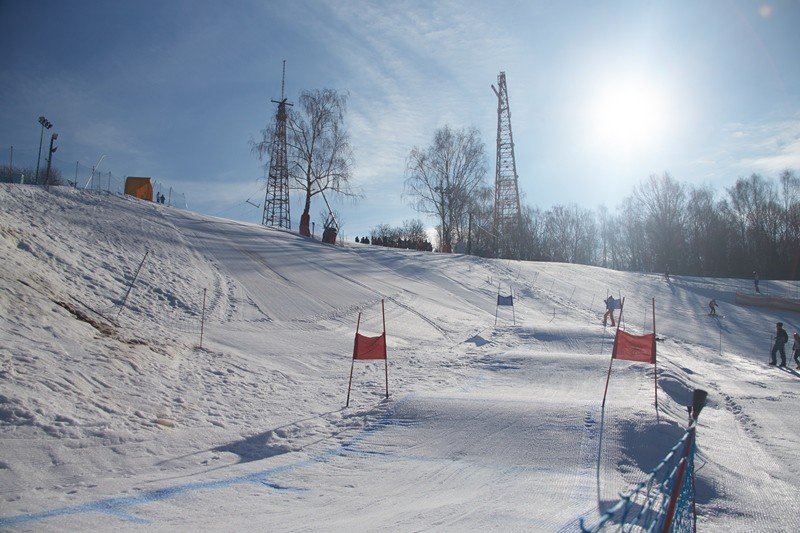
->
733, 115, 800, 174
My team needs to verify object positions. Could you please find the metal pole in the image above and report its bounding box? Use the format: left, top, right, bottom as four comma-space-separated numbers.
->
44, 133, 57, 188
116, 251, 150, 321
35, 126, 45, 183
199, 288, 207, 348
345, 359, 355, 407
653, 298, 658, 413
382, 299, 388, 398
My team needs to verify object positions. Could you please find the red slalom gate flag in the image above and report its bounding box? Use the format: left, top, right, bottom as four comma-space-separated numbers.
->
353, 332, 386, 360
346, 299, 389, 407
613, 330, 656, 364
601, 297, 659, 412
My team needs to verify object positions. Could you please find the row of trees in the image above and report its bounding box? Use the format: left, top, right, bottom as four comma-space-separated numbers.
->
1, 165, 63, 185
402, 125, 800, 280
250, 87, 799, 280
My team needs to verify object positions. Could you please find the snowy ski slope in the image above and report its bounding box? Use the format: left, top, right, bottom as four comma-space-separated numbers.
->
0, 185, 798, 531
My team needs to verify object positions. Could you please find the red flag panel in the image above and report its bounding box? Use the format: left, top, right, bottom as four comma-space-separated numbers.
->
613, 330, 656, 364
353, 333, 387, 360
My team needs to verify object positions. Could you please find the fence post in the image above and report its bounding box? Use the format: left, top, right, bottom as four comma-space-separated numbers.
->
661, 389, 707, 532
199, 288, 207, 348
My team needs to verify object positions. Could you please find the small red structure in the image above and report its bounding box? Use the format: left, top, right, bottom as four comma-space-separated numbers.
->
346, 300, 389, 407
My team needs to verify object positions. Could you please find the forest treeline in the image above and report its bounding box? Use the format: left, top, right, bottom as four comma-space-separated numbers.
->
393, 168, 800, 280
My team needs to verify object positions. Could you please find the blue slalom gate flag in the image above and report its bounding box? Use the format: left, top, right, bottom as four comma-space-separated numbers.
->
497, 294, 514, 306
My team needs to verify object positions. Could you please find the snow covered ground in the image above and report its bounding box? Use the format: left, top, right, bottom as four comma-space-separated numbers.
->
1, 184, 798, 531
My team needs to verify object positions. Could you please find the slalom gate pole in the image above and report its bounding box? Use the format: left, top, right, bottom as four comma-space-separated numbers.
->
199, 288, 207, 348
346, 312, 362, 407
511, 285, 516, 325
653, 298, 658, 413
601, 354, 614, 410
382, 299, 388, 399
601, 297, 625, 409
345, 359, 355, 407
116, 251, 149, 321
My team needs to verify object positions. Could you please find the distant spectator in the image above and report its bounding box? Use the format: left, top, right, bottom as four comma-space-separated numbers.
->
770, 322, 788, 367
754, 271, 760, 293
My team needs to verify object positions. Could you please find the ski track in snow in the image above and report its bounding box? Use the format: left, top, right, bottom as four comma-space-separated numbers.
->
1, 185, 799, 531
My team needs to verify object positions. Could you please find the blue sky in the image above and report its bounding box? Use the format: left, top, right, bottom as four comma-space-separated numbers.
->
2, 0, 799, 239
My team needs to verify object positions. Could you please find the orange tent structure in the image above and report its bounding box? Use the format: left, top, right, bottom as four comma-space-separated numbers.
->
124, 177, 153, 201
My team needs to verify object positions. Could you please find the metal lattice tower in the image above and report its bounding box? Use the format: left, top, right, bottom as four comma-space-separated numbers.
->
262, 60, 292, 229
491, 71, 523, 259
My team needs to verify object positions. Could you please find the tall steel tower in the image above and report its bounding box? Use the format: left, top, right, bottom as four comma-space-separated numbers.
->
262, 60, 292, 229
491, 71, 523, 259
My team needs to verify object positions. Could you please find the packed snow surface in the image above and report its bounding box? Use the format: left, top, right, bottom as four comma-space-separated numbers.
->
0, 185, 798, 531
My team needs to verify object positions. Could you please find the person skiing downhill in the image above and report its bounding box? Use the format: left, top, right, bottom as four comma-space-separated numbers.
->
770, 322, 788, 367
709, 298, 718, 316
603, 295, 618, 327
793, 332, 800, 369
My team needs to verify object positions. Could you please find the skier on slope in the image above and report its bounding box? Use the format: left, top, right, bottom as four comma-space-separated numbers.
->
793, 332, 800, 370
603, 295, 617, 327
709, 298, 719, 316
770, 322, 788, 367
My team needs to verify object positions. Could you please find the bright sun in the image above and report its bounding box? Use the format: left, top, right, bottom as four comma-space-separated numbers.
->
587, 77, 671, 155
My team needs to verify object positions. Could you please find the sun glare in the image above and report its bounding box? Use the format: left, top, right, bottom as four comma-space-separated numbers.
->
587, 77, 671, 156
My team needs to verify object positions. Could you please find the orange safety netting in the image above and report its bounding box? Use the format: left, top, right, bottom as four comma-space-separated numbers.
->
613, 330, 656, 364
353, 333, 386, 360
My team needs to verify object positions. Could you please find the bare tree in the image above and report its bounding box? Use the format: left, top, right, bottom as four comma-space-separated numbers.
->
404, 125, 487, 252
254, 88, 356, 236
289, 89, 358, 235
633, 173, 687, 272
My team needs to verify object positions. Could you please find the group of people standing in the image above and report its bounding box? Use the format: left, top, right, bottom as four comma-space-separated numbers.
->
770, 322, 800, 369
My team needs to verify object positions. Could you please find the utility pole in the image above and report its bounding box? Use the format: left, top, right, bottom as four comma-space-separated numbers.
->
491, 72, 523, 259
262, 60, 292, 230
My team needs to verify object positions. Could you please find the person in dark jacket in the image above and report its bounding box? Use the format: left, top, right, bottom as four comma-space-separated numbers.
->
770, 322, 788, 366
793, 332, 800, 370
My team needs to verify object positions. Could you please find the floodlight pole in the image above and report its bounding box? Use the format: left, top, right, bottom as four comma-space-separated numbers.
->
35, 116, 53, 184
